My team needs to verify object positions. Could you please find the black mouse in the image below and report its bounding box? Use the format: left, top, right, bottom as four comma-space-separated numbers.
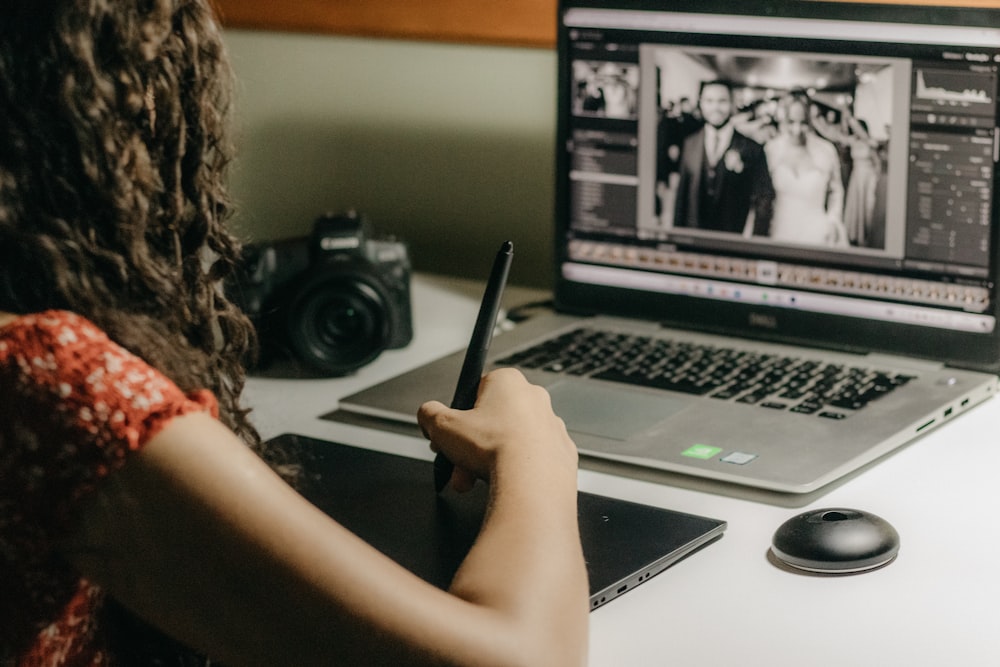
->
771, 508, 900, 574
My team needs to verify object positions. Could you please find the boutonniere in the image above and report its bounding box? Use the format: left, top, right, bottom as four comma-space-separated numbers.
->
724, 149, 744, 173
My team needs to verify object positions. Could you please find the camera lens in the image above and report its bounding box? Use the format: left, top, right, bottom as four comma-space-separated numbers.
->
318, 298, 371, 345
285, 271, 392, 375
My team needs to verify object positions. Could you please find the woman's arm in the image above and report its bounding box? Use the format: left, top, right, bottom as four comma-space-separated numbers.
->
419, 369, 590, 663
815, 137, 845, 222
65, 368, 588, 667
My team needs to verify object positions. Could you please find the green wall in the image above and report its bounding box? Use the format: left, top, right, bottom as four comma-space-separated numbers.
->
224, 30, 558, 288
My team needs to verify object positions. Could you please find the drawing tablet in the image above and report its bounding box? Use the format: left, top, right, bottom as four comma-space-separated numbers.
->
269, 433, 726, 609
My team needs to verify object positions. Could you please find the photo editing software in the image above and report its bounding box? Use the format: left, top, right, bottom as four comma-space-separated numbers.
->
561, 7, 1000, 335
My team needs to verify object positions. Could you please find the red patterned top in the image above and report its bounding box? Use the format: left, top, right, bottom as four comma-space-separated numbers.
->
0, 311, 218, 666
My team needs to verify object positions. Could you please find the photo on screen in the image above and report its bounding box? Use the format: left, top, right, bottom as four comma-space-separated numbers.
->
572, 60, 640, 120
638, 46, 909, 259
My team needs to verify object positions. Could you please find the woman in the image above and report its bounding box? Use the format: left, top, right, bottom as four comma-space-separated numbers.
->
764, 93, 847, 246
0, 1, 589, 665
842, 115, 883, 247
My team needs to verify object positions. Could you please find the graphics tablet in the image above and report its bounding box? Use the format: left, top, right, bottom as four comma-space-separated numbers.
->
270, 433, 726, 610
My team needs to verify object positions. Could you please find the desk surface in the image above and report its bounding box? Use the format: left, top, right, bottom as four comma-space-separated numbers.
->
245, 274, 1000, 667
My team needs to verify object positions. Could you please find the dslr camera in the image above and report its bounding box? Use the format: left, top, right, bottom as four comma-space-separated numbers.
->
229, 211, 413, 376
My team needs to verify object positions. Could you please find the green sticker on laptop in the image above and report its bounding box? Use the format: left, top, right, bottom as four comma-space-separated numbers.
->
682, 444, 723, 460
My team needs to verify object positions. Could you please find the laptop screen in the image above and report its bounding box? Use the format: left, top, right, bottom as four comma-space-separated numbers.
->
554, 0, 1000, 371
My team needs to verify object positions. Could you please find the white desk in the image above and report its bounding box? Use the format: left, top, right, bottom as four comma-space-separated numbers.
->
245, 274, 1000, 667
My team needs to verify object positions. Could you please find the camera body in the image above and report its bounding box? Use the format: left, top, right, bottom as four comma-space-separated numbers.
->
230, 211, 413, 376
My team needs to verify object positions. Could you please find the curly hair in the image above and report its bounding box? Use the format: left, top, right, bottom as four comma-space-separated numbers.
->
0, 1, 258, 435
0, 0, 286, 663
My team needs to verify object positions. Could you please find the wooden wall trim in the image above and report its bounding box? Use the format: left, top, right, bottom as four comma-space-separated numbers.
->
212, 1, 998, 50
212, 0, 558, 48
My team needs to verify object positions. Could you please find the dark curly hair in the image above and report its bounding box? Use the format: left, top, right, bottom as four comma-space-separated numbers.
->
0, 0, 285, 663
0, 0, 254, 439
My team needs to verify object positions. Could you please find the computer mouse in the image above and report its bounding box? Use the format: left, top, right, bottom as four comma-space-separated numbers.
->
771, 508, 899, 574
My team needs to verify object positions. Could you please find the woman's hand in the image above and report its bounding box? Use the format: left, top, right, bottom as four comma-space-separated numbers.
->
417, 367, 577, 492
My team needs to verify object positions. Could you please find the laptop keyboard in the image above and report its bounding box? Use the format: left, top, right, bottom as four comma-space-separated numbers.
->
495, 327, 915, 420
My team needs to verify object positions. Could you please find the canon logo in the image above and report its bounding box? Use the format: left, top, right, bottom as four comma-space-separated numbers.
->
749, 312, 778, 329
320, 237, 361, 251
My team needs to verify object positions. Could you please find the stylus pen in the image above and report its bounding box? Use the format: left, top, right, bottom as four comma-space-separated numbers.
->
434, 240, 514, 493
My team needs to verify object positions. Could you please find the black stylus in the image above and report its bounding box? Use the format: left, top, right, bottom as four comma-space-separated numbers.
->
433, 240, 514, 493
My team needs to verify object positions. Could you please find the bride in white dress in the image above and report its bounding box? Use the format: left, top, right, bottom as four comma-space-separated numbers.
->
764, 94, 846, 246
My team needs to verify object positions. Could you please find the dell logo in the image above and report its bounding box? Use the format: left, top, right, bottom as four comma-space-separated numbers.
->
749, 312, 778, 329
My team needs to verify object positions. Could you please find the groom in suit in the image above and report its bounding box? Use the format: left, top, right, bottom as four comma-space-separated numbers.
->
673, 79, 774, 236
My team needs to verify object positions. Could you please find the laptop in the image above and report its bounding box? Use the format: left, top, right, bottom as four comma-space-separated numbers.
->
269, 433, 726, 610
338, 0, 1000, 494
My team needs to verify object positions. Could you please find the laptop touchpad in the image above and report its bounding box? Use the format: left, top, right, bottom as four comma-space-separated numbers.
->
548, 380, 689, 441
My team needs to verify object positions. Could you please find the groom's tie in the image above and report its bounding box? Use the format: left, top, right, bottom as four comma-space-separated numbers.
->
708, 131, 722, 164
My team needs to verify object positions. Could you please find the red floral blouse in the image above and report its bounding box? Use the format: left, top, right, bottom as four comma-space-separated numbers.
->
0, 311, 217, 666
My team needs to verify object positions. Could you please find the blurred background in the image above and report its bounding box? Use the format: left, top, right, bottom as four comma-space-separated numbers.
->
224, 30, 558, 288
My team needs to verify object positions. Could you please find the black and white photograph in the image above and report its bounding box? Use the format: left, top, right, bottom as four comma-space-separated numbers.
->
650, 47, 897, 252
572, 60, 640, 120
